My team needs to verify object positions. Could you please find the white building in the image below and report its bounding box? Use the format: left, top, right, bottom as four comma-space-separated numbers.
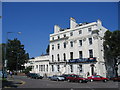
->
49, 17, 107, 77
26, 17, 108, 78
25, 55, 49, 76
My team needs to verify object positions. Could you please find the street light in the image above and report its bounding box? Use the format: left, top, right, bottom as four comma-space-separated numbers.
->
4, 32, 21, 73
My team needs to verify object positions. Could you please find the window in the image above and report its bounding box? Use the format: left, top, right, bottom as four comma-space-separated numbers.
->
70, 65, 73, 72
64, 34, 66, 37
88, 28, 92, 32
52, 37, 54, 40
79, 51, 83, 58
58, 36, 60, 39
70, 52, 73, 60
70, 41, 73, 47
52, 55, 54, 62
39, 65, 40, 71
43, 65, 45, 71
52, 65, 54, 72
57, 44, 60, 49
70, 32, 73, 36
52, 45, 54, 50
40, 65, 43, 71
89, 49, 93, 58
89, 38, 92, 45
46, 65, 48, 72
79, 64, 82, 72
57, 54, 60, 61
57, 65, 60, 72
79, 30, 82, 34
32, 66, 34, 69
36, 65, 38, 69
79, 40, 82, 46
63, 53, 66, 61
63, 42, 66, 48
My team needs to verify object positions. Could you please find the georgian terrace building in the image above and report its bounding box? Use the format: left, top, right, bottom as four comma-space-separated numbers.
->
49, 18, 107, 77
25, 17, 108, 77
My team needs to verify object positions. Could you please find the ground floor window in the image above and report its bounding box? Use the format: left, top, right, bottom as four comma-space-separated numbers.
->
52, 65, 54, 72
70, 65, 73, 72
46, 65, 48, 72
57, 65, 60, 72
79, 64, 82, 72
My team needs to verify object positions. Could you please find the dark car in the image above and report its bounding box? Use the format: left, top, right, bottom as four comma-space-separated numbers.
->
26, 73, 43, 79
66, 74, 88, 83
87, 75, 109, 82
26, 73, 33, 77
111, 76, 120, 82
31, 73, 43, 79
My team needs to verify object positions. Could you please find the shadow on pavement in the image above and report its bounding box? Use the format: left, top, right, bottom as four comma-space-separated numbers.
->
2, 79, 22, 88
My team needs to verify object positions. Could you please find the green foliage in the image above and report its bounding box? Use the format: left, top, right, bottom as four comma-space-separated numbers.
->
103, 30, 120, 77
6, 38, 29, 71
22, 66, 32, 74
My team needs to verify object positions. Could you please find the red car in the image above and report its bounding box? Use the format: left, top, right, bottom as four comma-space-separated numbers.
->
87, 75, 109, 82
66, 74, 88, 83
111, 76, 120, 82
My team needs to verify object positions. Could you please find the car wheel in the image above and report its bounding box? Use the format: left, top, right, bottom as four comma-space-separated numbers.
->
90, 79, 93, 82
113, 80, 116, 82
79, 80, 83, 83
57, 78, 59, 81
67, 79, 71, 82
103, 79, 107, 82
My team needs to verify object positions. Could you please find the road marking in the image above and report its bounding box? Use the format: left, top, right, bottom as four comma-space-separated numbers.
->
20, 80, 26, 86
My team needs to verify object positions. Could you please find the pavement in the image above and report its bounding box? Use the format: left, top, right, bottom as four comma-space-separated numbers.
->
2, 75, 25, 88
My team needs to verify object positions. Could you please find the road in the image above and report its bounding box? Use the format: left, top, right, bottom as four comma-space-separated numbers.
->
11, 75, 119, 89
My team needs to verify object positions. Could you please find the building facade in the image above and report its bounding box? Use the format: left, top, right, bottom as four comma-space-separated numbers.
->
49, 18, 107, 77
25, 55, 49, 76
26, 17, 108, 78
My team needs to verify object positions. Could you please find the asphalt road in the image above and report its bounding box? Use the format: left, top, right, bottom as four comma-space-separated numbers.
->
11, 75, 120, 89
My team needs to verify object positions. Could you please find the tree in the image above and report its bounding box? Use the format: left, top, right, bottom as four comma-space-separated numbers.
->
103, 30, 120, 77
22, 66, 32, 74
6, 38, 29, 72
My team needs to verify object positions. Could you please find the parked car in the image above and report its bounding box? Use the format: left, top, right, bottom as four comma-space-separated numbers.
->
31, 73, 43, 79
111, 76, 120, 82
61, 74, 70, 80
26, 73, 33, 77
0, 70, 7, 78
66, 74, 88, 83
26, 73, 43, 79
87, 75, 109, 82
50, 75, 65, 81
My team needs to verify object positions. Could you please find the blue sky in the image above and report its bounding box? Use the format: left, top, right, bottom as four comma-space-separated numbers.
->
2, 2, 118, 58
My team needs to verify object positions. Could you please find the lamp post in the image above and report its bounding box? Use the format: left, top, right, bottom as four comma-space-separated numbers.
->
4, 32, 21, 73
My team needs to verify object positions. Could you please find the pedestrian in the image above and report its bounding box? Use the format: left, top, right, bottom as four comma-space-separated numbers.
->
10, 71, 13, 78
87, 72, 90, 77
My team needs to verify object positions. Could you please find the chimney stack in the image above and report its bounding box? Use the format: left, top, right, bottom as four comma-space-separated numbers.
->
54, 25, 61, 33
70, 17, 78, 29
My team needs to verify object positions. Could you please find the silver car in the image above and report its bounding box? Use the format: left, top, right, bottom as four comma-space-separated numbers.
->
50, 75, 65, 81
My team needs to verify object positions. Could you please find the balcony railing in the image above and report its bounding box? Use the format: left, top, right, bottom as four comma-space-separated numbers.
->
50, 37, 69, 42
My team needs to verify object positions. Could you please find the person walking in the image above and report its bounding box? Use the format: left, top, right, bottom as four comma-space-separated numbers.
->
10, 71, 13, 78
